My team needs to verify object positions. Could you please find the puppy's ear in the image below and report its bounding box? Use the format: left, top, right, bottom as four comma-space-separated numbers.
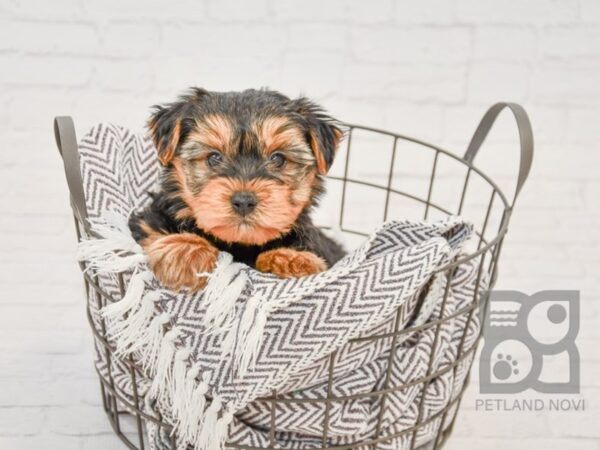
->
292, 97, 344, 175
148, 88, 208, 165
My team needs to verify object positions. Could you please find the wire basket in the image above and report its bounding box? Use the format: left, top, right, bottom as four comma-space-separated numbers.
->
54, 102, 533, 450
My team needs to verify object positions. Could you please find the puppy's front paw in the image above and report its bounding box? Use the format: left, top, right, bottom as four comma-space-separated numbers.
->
256, 248, 327, 278
145, 233, 218, 292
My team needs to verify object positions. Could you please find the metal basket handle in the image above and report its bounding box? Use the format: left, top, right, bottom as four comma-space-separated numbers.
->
54, 116, 90, 232
463, 102, 534, 207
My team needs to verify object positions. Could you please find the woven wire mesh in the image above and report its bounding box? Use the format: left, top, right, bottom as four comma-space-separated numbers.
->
69, 120, 517, 450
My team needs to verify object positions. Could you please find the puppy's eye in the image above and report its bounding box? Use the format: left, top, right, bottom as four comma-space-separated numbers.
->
207, 152, 223, 167
269, 152, 286, 168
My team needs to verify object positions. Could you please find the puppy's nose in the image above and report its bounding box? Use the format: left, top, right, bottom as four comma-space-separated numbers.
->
231, 191, 258, 216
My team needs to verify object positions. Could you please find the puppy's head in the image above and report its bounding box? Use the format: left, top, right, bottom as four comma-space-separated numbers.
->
149, 88, 343, 245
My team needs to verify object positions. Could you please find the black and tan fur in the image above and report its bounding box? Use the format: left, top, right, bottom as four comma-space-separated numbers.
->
129, 87, 346, 292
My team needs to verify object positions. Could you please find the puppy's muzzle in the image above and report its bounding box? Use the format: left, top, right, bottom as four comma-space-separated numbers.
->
231, 191, 258, 217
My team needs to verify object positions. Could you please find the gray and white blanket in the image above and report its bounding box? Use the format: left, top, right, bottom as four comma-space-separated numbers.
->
77, 124, 484, 450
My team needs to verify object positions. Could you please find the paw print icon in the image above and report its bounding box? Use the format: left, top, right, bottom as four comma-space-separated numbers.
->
493, 353, 520, 380
479, 290, 579, 394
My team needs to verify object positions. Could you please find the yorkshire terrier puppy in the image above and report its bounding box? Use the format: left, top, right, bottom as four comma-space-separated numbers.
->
129, 88, 346, 292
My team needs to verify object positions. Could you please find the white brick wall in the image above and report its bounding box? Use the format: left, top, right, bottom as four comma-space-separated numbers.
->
1, 0, 598, 449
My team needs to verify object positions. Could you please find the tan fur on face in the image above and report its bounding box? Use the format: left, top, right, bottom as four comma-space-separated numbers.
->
256, 248, 327, 278
187, 177, 309, 245
257, 117, 308, 156
168, 113, 321, 245
171, 147, 316, 245
187, 114, 234, 153
171, 159, 202, 206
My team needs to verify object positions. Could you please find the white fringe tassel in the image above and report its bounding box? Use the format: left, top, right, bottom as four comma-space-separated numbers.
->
221, 289, 273, 376
148, 328, 180, 401
170, 348, 191, 433
101, 270, 153, 318
212, 408, 234, 450
139, 312, 173, 371
111, 290, 162, 355
237, 307, 268, 375
201, 253, 248, 333
226, 293, 259, 357
194, 394, 233, 450
77, 215, 146, 274
177, 369, 211, 445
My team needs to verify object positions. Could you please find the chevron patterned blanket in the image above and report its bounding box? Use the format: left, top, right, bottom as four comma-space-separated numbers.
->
78, 124, 484, 450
